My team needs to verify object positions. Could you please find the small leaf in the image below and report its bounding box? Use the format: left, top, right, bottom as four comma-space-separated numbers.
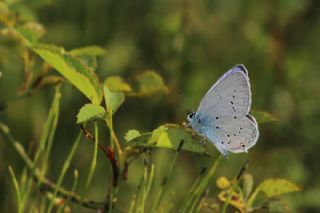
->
125, 130, 141, 142
127, 124, 207, 154
32, 44, 103, 104
256, 179, 300, 198
69, 46, 106, 70
16, 22, 46, 44
103, 85, 125, 115
262, 199, 291, 212
242, 174, 254, 200
76, 104, 106, 124
105, 76, 132, 92
69, 46, 107, 57
251, 110, 277, 124
131, 70, 169, 96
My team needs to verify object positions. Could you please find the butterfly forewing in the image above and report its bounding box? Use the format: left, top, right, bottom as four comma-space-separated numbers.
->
198, 65, 251, 117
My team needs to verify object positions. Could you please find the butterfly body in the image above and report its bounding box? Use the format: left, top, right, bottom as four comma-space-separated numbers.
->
187, 65, 259, 157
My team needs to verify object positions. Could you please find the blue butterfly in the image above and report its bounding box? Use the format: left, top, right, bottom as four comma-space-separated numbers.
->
187, 65, 259, 157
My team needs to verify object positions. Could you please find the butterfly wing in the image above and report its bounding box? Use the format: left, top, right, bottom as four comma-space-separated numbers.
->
197, 65, 251, 117
195, 65, 259, 156
205, 114, 259, 156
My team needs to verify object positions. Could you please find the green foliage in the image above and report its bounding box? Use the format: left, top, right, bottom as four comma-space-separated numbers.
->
32, 44, 103, 104
133, 70, 169, 96
0, 0, 308, 212
103, 85, 125, 115
126, 124, 207, 154
105, 76, 133, 92
250, 179, 300, 200
76, 104, 106, 124
216, 175, 301, 212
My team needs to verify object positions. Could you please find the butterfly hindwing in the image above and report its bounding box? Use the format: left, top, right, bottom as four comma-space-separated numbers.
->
205, 114, 259, 155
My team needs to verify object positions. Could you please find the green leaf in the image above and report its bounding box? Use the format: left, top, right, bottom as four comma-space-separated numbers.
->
69, 46, 107, 57
125, 130, 141, 142
263, 199, 291, 212
242, 174, 254, 200
105, 76, 132, 92
103, 85, 125, 115
32, 44, 103, 104
251, 110, 277, 124
126, 124, 207, 154
16, 22, 46, 44
76, 104, 106, 124
133, 70, 169, 96
257, 179, 300, 198
69, 46, 106, 70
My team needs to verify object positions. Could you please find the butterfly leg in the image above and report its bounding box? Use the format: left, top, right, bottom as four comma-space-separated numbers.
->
199, 138, 206, 145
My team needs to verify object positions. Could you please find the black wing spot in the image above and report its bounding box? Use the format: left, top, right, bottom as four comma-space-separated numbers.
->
230, 101, 234, 105
197, 119, 201, 124
216, 126, 219, 129
239, 131, 241, 134
232, 95, 235, 98
227, 140, 231, 144
234, 89, 236, 92
233, 134, 236, 136
234, 116, 237, 119
221, 141, 224, 144
227, 134, 230, 137
240, 127, 243, 130
242, 144, 245, 148
216, 117, 219, 120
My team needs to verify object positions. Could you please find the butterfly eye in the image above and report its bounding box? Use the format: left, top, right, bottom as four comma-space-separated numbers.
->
188, 112, 195, 119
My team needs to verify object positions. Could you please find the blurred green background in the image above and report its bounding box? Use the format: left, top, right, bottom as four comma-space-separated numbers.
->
1, 0, 320, 212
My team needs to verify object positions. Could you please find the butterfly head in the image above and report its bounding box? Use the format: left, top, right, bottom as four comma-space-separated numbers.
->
187, 111, 196, 122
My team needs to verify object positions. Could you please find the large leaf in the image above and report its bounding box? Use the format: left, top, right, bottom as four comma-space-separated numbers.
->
32, 44, 103, 104
126, 124, 207, 154
251, 110, 277, 124
247, 178, 300, 209
256, 179, 300, 198
76, 104, 106, 124
103, 85, 125, 115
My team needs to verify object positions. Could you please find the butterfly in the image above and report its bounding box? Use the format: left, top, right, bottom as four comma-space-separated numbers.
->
187, 65, 259, 157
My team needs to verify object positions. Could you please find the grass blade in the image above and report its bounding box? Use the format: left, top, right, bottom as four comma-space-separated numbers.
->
47, 130, 82, 212
8, 166, 23, 213
86, 121, 99, 187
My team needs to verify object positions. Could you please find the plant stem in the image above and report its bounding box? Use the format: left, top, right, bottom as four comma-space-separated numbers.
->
151, 140, 184, 212
0, 123, 105, 210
